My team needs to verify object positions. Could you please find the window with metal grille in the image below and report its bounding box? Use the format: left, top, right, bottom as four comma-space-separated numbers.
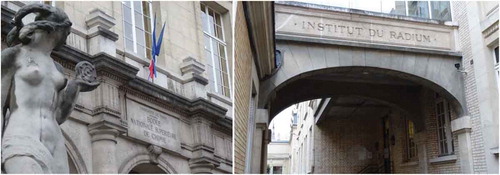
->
201, 3, 230, 97
122, 1, 153, 59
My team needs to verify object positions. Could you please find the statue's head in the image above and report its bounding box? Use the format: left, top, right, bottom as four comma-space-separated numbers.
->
6, 3, 72, 50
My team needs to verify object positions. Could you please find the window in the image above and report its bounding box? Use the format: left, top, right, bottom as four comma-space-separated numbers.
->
41, 1, 55, 6
406, 119, 417, 160
430, 1, 451, 21
306, 1, 452, 21
494, 47, 499, 90
408, 1, 429, 18
272, 166, 283, 174
201, 3, 230, 97
122, 1, 153, 59
435, 94, 454, 155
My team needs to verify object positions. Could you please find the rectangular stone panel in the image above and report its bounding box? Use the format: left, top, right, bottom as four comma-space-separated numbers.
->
275, 5, 456, 51
126, 99, 181, 152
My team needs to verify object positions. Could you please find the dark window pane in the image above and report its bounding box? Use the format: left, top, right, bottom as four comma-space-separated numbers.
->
215, 25, 224, 40
495, 47, 499, 64
142, 1, 151, 18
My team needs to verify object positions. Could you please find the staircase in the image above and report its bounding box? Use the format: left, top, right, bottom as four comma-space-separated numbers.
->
358, 164, 384, 174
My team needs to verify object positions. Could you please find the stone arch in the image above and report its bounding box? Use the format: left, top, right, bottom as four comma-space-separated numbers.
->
62, 130, 89, 174
119, 153, 177, 174
260, 41, 466, 120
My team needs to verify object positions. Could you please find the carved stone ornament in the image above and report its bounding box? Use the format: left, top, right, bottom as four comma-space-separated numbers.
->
1, 3, 99, 174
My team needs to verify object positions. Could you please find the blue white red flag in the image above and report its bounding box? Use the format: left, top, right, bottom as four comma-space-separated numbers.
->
149, 14, 166, 81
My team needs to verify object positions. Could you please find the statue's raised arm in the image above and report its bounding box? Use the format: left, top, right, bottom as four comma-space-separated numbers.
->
1, 3, 99, 174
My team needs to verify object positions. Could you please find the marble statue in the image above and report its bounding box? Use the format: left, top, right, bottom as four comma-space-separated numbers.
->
1, 4, 99, 173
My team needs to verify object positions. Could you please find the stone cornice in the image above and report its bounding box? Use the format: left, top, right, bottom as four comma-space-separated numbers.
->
128, 78, 229, 122
90, 52, 139, 81
87, 26, 119, 42
1, 6, 15, 36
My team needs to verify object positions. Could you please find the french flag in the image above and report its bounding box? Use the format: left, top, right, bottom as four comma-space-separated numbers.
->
149, 14, 166, 81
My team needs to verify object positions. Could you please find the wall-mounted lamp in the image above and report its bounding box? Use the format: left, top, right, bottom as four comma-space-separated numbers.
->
455, 63, 468, 76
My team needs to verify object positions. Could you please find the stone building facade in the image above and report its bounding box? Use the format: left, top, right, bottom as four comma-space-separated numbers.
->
1, 1, 233, 173
266, 141, 291, 174
235, 1, 498, 174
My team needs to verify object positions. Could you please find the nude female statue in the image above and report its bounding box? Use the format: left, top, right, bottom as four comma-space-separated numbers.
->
1, 4, 99, 173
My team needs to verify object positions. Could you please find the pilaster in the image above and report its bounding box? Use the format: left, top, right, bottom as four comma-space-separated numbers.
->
451, 116, 474, 173
189, 116, 220, 173
181, 57, 209, 99
88, 121, 125, 174
85, 8, 118, 56
415, 131, 428, 173
251, 109, 269, 174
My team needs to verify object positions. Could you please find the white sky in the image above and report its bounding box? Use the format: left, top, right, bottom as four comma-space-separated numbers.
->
269, 106, 293, 141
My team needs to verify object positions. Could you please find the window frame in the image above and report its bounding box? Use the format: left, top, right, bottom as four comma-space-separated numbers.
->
493, 46, 499, 91
121, 1, 154, 59
200, 3, 231, 97
405, 119, 418, 161
398, 1, 454, 21
435, 94, 455, 156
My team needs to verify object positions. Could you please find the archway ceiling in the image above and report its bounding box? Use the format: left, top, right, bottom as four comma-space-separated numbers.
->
269, 69, 427, 130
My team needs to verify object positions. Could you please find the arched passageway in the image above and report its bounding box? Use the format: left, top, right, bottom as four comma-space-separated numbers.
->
129, 163, 168, 174
260, 41, 466, 124
263, 63, 465, 173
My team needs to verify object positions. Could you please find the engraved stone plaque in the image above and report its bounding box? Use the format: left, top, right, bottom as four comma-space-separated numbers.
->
275, 5, 456, 51
126, 99, 181, 152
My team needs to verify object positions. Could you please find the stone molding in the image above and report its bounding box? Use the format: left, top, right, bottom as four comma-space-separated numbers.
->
181, 56, 206, 76
91, 52, 139, 81
87, 26, 119, 42
89, 129, 119, 143
88, 120, 127, 137
276, 34, 463, 57
189, 157, 220, 174
451, 116, 472, 134
85, 8, 116, 30
429, 155, 458, 165
147, 145, 163, 165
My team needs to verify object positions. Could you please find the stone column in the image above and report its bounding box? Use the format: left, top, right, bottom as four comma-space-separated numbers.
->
85, 8, 118, 56
180, 57, 208, 99
415, 131, 428, 173
88, 122, 120, 174
251, 109, 269, 174
451, 116, 473, 173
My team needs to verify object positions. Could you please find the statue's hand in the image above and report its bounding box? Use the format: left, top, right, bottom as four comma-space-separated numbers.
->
74, 61, 100, 92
